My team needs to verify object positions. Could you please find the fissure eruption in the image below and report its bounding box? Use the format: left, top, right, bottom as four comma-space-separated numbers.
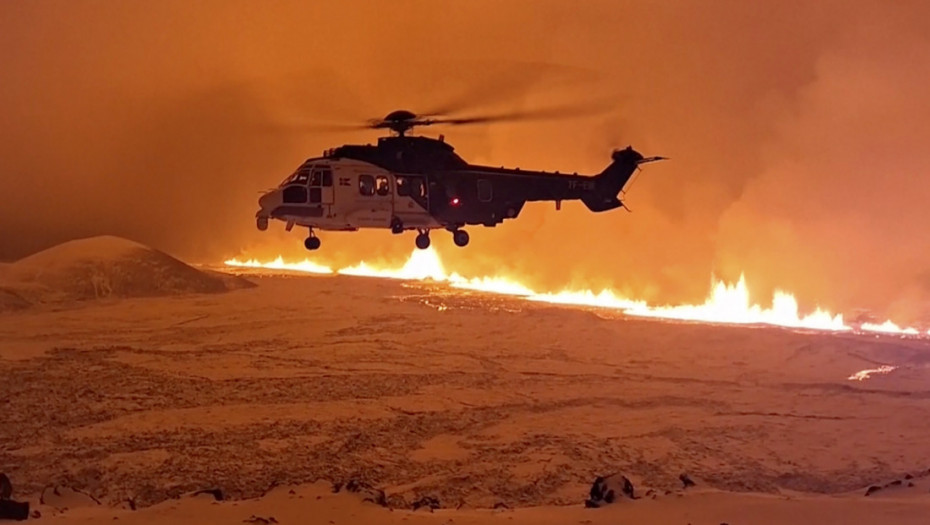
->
226, 248, 928, 337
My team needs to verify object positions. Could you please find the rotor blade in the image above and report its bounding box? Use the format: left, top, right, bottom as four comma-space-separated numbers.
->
421, 99, 615, 126
417, 60, 605, 118
257, 121, 375, 134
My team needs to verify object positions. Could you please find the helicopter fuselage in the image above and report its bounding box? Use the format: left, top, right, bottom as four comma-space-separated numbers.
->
256, 135, 658, 250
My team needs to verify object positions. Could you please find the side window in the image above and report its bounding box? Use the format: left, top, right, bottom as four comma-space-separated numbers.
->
359, 174, 375, 196
294, 169, 310, 185
396, 176, 410, 196
321, 170, 332, 187
477, 179, 493, 202
310, 171, 321, 186
376, 175, 390, 196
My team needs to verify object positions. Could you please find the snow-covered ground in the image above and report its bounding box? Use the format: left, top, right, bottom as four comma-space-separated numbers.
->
2, 241, 930, 523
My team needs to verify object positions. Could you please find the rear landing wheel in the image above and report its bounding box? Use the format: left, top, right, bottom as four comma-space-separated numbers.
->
391, 216, 404, 234
304, 236, 321, 251
452, 230, 470, 247
415, 232, 431, 250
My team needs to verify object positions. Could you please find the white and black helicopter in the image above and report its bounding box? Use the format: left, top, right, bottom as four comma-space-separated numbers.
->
255, 108, 664, 250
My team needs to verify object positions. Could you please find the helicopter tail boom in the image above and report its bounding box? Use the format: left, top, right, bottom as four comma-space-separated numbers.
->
581, 147, 644, 212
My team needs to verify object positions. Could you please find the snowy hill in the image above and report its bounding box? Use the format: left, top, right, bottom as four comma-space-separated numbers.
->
0, 236, 252, 308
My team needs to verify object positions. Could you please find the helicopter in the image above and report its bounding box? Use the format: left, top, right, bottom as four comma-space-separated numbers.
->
255, 108, 665, 250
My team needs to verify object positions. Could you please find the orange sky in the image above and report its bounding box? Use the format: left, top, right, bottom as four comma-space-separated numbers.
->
2, 0, 930, 321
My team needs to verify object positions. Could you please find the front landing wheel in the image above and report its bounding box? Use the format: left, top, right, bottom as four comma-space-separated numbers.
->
304, 236, 321, 251
415, 232, 431, 250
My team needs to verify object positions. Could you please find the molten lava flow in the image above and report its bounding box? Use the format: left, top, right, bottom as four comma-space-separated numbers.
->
860, 320, 920, 336
338, 248, 536, 295
225, 248, 926, 337
623, 276, 848, 331
224, 257, 333, 274
847, 365, 897, 381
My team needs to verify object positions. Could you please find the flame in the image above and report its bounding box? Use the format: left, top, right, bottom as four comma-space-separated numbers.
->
860, 320, 920, 336
224, 248, 926, 337
224, 256, 333, 274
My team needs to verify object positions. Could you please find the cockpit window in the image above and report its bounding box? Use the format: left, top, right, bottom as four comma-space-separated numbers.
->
281, 168, 310, 187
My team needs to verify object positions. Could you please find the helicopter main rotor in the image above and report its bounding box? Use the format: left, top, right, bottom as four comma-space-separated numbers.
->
333, 99, 614, 137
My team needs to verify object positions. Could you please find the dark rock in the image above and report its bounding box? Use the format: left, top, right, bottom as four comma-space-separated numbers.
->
888, 480, 902, 487
908, 482, 915, 487
589, 476, 606, 501
344, 480, 385, 507
243, 516, 278, 524
493, 502, 509, 510
385, 494, 406, 509
585, 474, 635, 508
30, 510, 41, 519
0, 500, 29, 521
127, 499, 136, 511
193, 489, 224, 501
40, 486, 101, 508
904, 474, 913, 480
331, 482, 343, 493
412, 496, 440, 511
680, 473, 696, 488
604, 490, 615, 503
865, 485, 882, 496
0, 474, 11, 500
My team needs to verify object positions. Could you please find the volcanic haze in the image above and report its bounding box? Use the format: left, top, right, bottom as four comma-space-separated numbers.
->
3, 3, 930, 333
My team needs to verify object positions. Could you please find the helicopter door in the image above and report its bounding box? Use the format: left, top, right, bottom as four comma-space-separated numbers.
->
354, 173, 393, 227
309, 167, 334, 205
393, 175, 433, 227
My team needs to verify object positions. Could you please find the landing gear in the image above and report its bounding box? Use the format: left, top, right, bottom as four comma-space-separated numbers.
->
452, 229, 469, 247
256, 216, 269, 231
391, 216, 404, 235
304, 229, 321, 251
415, 229, 431, 250
304, 236, 321, 250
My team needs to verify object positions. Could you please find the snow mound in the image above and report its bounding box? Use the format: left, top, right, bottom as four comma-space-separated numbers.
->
2, 236, 253, 305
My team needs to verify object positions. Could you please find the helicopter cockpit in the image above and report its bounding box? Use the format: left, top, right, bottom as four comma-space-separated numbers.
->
278, 160, 334, 204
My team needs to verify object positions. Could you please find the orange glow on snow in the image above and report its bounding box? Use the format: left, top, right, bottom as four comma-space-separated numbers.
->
225, 248, 925, 337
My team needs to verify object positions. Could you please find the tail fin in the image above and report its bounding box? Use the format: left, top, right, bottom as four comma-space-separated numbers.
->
581, 147, 644, 212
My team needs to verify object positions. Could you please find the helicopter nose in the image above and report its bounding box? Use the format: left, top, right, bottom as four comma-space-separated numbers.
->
258, 189, 280, 212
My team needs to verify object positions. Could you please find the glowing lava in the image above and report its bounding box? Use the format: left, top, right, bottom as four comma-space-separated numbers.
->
860, 320, 920, 336
224, 256, 333, 274
847, 365, 897, 381
623, 276, 848, 331
224, 248, 925, 336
